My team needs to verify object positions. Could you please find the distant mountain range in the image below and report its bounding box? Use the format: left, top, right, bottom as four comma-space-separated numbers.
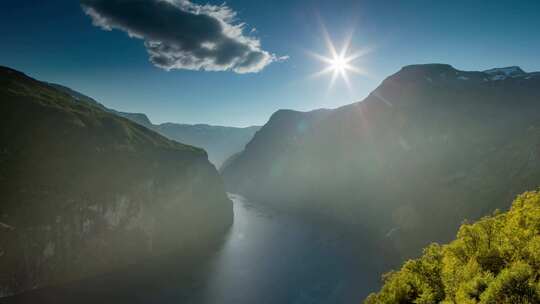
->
49, 83, 260, 167
0, 66, 232, 296
222, 64, 540, 263
153, 123, 260, 168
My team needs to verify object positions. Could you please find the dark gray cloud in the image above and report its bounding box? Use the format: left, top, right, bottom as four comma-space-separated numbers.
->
81, 0, 287, 73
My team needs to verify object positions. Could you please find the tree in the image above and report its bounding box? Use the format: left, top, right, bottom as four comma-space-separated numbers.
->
365, 191, 540, 304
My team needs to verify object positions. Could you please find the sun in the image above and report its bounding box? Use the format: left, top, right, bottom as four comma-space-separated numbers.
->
330, 54, 348, 73
309, 30, 370, 89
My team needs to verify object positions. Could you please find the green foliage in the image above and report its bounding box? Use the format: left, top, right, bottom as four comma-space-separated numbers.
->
365, 191, 540, 303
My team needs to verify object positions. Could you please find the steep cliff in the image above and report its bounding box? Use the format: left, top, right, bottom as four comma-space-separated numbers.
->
0, 66, 233, 297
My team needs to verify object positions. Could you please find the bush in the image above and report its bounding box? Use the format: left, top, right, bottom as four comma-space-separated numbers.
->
365, 191, 540, 303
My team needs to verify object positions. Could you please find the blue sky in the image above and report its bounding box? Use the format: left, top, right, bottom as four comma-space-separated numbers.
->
1, 0, 539, 127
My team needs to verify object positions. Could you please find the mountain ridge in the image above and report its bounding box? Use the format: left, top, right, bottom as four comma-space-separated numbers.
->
46, 80, 259, 167
232, 64, 539, 121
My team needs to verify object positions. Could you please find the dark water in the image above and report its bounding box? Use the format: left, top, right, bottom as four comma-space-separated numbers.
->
5, 194, 383, 304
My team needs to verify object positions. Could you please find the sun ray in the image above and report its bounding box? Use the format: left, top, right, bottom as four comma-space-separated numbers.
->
329, 69, 339, 90
346, 65, 367, 75
309, 65, 336, 79
320, 24, 338, 59
340, 65, 352, 90
307, 50, 336, 65
345, 47, 372, 63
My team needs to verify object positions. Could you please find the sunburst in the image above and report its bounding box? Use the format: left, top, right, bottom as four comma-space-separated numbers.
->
310, 29, 369, 90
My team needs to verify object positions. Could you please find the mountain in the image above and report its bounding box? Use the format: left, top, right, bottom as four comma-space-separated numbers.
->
48, 84, 259, 167
112, 111, 154, 128
0, 66, 233, 297
222, 64, 540, 262
153, 123, 260, 168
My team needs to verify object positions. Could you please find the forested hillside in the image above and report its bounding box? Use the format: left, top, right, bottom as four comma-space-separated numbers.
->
365, 190, 540, 304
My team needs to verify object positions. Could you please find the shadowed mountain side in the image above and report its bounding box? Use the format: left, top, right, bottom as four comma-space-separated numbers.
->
0, 66, 233, 297
48, 83, 260, 167
222, 64, 540, 264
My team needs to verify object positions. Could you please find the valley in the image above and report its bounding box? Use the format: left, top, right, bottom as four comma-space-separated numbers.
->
2, 64, 540, 303
3, 1, 540, 302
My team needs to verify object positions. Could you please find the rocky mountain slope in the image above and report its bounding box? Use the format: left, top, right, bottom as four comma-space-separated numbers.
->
222, 64, 540, 262
49, 83, 259, 167
0, 66, 233, 297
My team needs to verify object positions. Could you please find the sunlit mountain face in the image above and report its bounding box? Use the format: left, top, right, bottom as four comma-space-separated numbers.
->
2, 1, 540, 303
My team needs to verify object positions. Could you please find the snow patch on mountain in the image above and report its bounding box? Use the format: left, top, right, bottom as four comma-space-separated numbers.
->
483, 66, 527, 80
